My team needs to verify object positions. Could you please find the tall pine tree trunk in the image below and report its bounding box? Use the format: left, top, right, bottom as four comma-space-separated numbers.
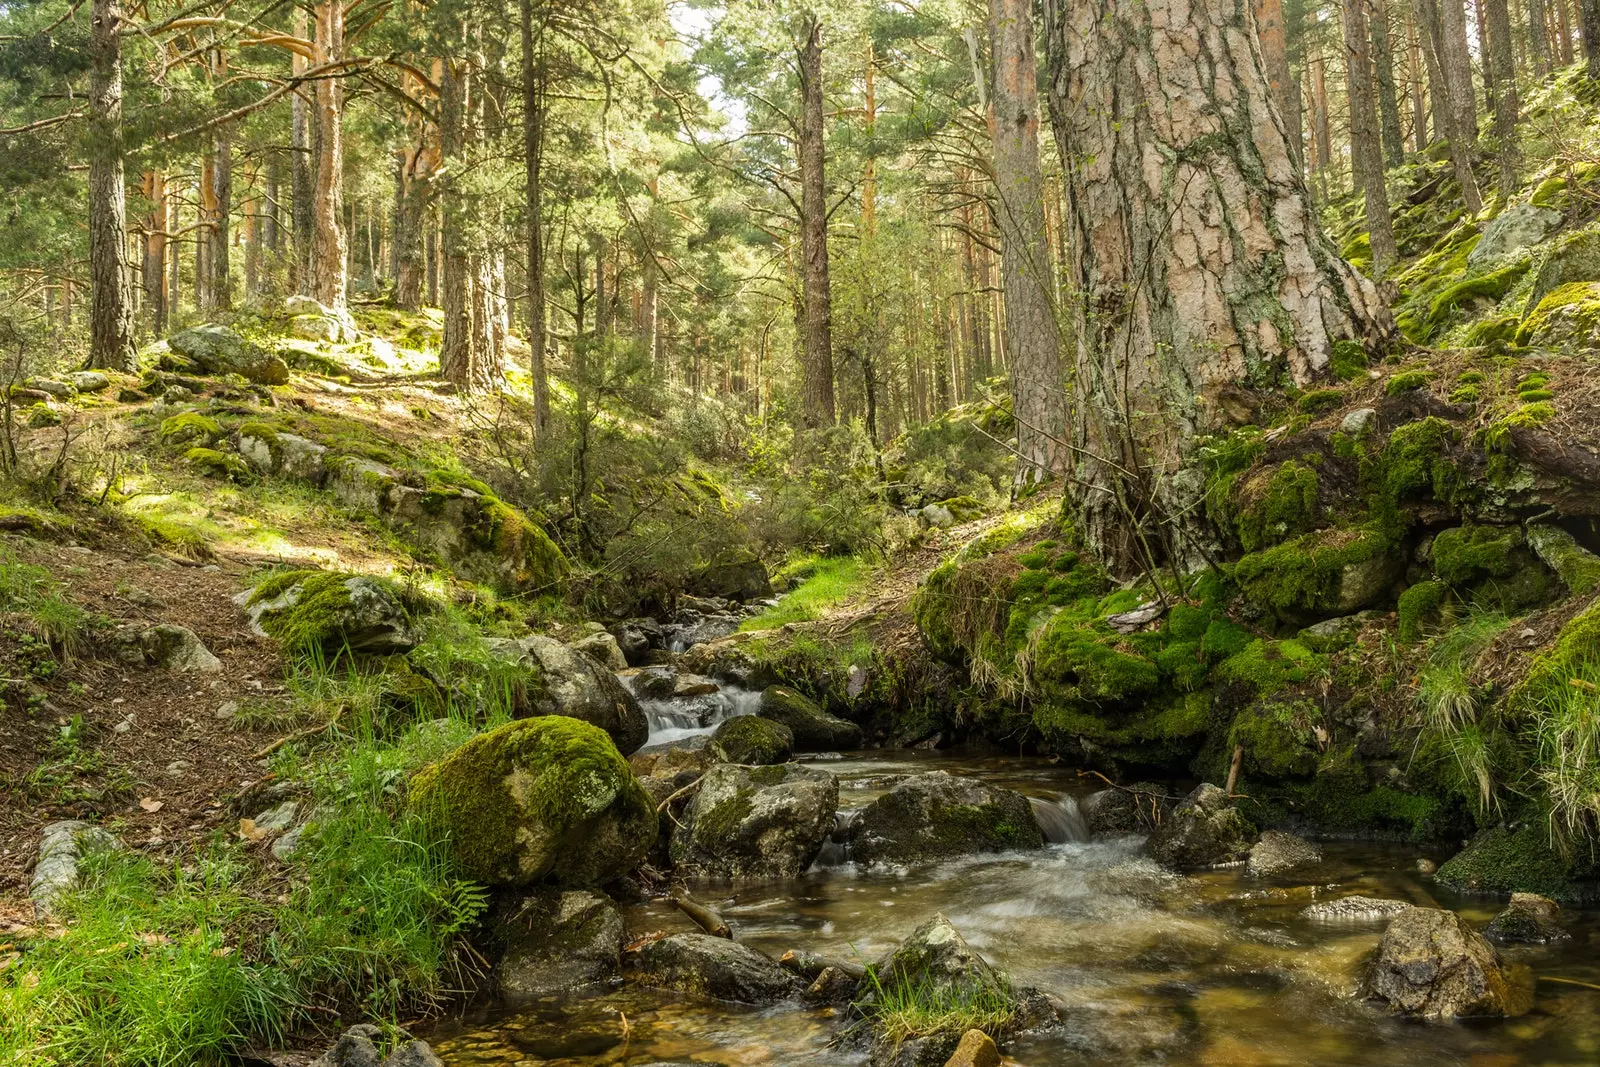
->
1439, 0, 1479, 138
438, 54, 498, 392
1408, 15, 1430, 147
520, 0, 550, 435
392, 144, 427, 310
1484, 0, 1519, 193
87, 0, 135, 371
208, 126, 232, 310
1369, 0, 1406, 165
986, 0, 1068, 485
143, 170, 167, 334
796, 13, 836, 428
1346, 0, 1398, 271
1529, 0, 1552, 73
1416, 0, 1484, 210
312, 0, 347, 308
291, 10, 315, 294
1041, 0, 1393, 570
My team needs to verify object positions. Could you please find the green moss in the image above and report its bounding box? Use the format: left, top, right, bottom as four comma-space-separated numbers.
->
1530, 174, 1569, 208
236, 420, 283, 443
1397, 580, 1448, 642
1385, 370, 1433, 396
1515, 281, 1600, 346
1298, 388, 1344, 414
711, 715, 793, 765
158, 412, 222, 445
1526, 526, 1600, 596
407, 715, 653, 885
1449, 383, 1481, 404
1215, 638, 1322, 693
1229, 700, 1320, 777
1511, 600, 1600, 714
183, 446, 252, 482
1424, 261, 1530, 333
1382, 416, 1465, 506
1235, 460, 1320, 552
1032, 616, 1159, 705
245, 571, 414, 655
1329, 340, 1369, 381
1233, 525, 1400, 621
1253, 747, 1446, 840
1433, 526, 1521, 585
476, 498, 568, 589
1435, 825, 1584, 901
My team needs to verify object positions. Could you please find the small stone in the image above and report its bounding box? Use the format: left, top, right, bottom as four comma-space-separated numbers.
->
1484, 892, 1569, 944
1302, 895, 1415, 922
113, 718, 133, 733
165, 760, 192, 778
1417, 858, 1438, 875
215, 700, 239, 720
65, 370, 111, 393
250, 800, 299, 834
1340, 407, 1378, 436
943, 1029, 1002, 1067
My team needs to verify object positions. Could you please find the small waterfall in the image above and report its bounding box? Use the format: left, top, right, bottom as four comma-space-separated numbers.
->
637, 683, 763, 746
1031, 794, 1091, 844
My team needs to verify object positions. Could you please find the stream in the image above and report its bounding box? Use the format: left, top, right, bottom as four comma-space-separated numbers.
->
431, 749, 1600, 1066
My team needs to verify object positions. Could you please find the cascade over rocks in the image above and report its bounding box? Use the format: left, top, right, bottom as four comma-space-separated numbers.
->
758, 686, 864, 750
486, 635, 648, 754
1145, 784, 1257, 869
634, 933, 799, 1004
670, 762, 838, 880
1362, 907, 1530, 1017
407, 716, 655, 887
848, 772, 1044, 867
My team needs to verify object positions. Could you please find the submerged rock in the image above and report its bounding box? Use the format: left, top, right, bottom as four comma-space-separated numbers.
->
488, 635, 648, 754
1483, 892, 1570, 944
407, 716, 655, 887
849, 772, 1044, 868
634, 932, 798, 1003
1144, 784, 1256, 870
1247, 830, 1322, 876
710, 715, 793, 765
758, 686, 863, 750
497, 888, 626, 998
1301, 895, 1415, 922
671, 762, 838, 880
1363, 907, 1528, 1017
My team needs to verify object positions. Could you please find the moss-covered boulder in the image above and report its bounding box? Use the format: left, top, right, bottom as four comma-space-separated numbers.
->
1515, 281, 1600, 347
1144, 783, 1257, 870
236, 423, 329, 484
184, 446, 253, 482
239, 570, 423, 654
158, 411, 222, 446
711, 715, 793, 765
848, 771, 1043, 868
408, 716, 655, 887
1430, 525, 1555, 613
670, 761, 838, 880
386, 477, 567, 593
488, 635, 648, 754
1435, 825, 1594, 903
1234, 525, 1404, 623
1523, 226, 1600, 313
167, 324, 290, 384
1526, 525, 1600, 596
757, 686, 863, 751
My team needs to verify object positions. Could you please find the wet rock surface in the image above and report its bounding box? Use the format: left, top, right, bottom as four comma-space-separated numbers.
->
1144, 784, 1257, 870
1363, 907, 1529, 1018
849, 771, 1044, 867
1483, 892, 1570, 944
757, 685, 864, 750
634, 933, 799, 1003
496, 888, 626, 998
1247, 830, 1323, 876
671, 762, 838, 879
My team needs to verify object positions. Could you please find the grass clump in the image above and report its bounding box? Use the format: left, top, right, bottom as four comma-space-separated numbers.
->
0, 548, 89, 656
741, 554, 871, 630
856, 964, 1015, 1049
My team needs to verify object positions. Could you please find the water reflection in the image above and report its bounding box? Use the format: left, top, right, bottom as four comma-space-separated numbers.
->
430, 749, 1600, 1066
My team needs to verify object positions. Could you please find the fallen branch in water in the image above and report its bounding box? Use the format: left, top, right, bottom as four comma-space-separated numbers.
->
1540, 975, 1600, 992
671, 892, 732, 938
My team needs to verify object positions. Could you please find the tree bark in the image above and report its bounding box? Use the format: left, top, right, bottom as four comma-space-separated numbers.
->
392, 143, 427, 309
1578, 0, 1600, 74
1041, 0, 1394, 570
142, 170, 167, 334
1309, 48, 1333, 197
1438, 0, 1479, 139
1407, 14, 1430, 148
1346, 0, 1399, 272
1369, 0, 1406, 166
87, 0, 135, 371
1484, 0, 1519, 194
438, 55, 498, 392
311, 0, 348, 308
208, 124, 232, 310
291, 9, 315, 294
520, 0, 551, 435
1255, 0, 1298, 161
986, 0, 1069, 485
1529, 0, 1552, 73
795, 13, 837, 428
1416, 0, 1484, 211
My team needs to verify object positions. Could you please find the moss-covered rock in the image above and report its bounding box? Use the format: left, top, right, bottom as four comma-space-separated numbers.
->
408, 716, 656, 887
1397, 580, 1448, 642
1145, 783, 1257, 869
1435, 825, 1593, 903
1431, 525, 1555, 613
184, 446, 253, 482
1514, 281, 1600, 347
167, 324, 290, 384
386, 477, 567, 593
241, 570, 422, 654
1525, 525, 1600, 596
1227, 699, 1322, 778
848, 771, 1043, 867
670, 761, 838, 880
635, 933, 798, 1004
487, 635, 648, 754
757, 685, 863, 751
1234, 525, 1403, 623
236, 423, 329, 484
711, 715, 794, 765
1523, 226, 1600, 313
159, 412, 222, 446
1235, 460, 1320, 552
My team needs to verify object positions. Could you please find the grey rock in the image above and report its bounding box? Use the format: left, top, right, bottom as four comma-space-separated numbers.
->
65, 370, 111, 393
237, 428, 328, 484
237, 574, 421, 654
635, 932, 798, 1004
1144, 783, 1257, 870
1247, 830, 1323, 876
758, 686, 863, 751
1301, 895, 1416, 921
325, 454, 399, 513
1363, 907, 1528, 1017
272, 823, 308, 861
250, 800, 299, 834
30, 820, 119, 917
1467, 203, 1561, 268
570, 631, 627, 672
489, 635, 648, 754
849, 771, 1043, 868
627, 665, 680, 701
168, 324, 290, 384
691, 557, 772, 602
140, 624, 222, 672
918, 503, 956, 527
608, 618, 663, 666
498, 888, 625, 998
25, 377, 76, 398
1484, 892, 1570, 944
1340, 407, 1379, 436
309, 1029, 383, 1067
710, 715, 793, 765
381, 1042, 443, 1067
671, 762, 838, 879
1525, 226, 1600, 313
1081, 783, 1171, 835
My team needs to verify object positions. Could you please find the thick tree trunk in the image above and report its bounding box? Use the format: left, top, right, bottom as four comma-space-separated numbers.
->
1438, 0, 1479, 139
986, 0, 1069, 485
1558, 0, 1575, 64
1369, 0, 1406, 165
1577, 0, 1600, 73
312, 0, 347, 308
1408, 15, 1430, 148
87, 0, 135, 371
1416, 0, 1484, 211
1484, 0, 1519, 193
520, 0, 550, 431
1346, 0, 1399, 272
1042, 0, 1394, 570
208, 126, 232, 310
291, 11, 315, 293
142, 171, 167, 334
392, 144, 427, 309
795, 13, 837, 428
1529, 0, 1551, 73
438, 56, 498, 392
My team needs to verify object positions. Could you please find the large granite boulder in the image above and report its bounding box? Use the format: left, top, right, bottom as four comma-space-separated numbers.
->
848, 772, 1044, 868
1363, 907, 1529, 1017
670, 762, 838, 880
238, 571, 421, 654
496, 888, 626, 998
758, 686, 864, 750
1144, 783, 1257, 870
168, 324, 290, 384
407, 716, 656, 887
634, 933, 798, 1004
488, 634, 648, 754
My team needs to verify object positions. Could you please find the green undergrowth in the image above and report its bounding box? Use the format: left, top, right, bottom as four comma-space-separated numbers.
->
855, 961, 1016, 1048
0, 546, 90, 657
740, 554, 872, 630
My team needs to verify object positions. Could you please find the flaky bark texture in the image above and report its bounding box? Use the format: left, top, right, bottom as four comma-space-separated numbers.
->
87, 0, 135, 372
290, 11, 315, 292
311, 0, 347, 309
1042, 0, 1393, 570
1437, 0, 1478, 139
1415, 0, 1483, 212
795, 14, 836, 428
986, 0, 1068, 485
1369, 0, 1406, 166
521, 0, 551, 438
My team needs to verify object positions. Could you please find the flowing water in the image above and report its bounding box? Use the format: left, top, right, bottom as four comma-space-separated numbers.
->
431, 750, 1600, 1066
634, 682, 763, 746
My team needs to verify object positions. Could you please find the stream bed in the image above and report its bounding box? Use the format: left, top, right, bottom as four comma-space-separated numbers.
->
431, 750, 1600, 1066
